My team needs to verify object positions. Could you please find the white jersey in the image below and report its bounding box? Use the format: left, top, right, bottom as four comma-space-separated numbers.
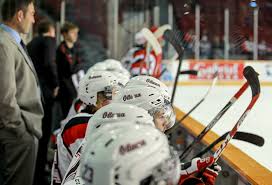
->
121, 46, 143, 70
61, 140, 86, 185
129, 48, 157, 77
60, 99, 85, 129
51, 113, 92, 185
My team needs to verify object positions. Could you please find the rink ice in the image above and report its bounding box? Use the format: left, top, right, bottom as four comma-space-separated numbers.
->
170, 84, 272, 171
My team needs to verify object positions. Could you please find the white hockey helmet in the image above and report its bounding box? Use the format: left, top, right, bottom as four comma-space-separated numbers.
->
103, 59, 123, 71
78, 71, 118, 106
111, 71, 130, 87
113, 86, 176, 131
134, 31, 147, 45
87, 62, 107, 73
85, 103, 154, 141
126, 75, 170, 102
81, 124, 181, 185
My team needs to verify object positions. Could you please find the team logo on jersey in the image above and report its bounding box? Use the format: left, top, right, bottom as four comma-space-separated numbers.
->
102, 112, 126, 118
146, 79, 160, 87
119, 140, 146, 155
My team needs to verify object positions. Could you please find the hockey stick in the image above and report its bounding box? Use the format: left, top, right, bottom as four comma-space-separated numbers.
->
195, 131, 264, 158
213, 66, 260, 162
141, 28, 162, 55
158, 69, 198, 80
141, 28, 163, 77
179, 67, 253, 161
154, 24, 172, 39
165, 72, 218, 135
163, 29, 185, 104
180, 70, 198, 76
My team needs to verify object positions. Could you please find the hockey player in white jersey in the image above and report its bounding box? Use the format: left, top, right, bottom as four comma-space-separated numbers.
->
51, 70, 119, 185
81, 124, 181, 185
114, 85, 175, 132
60, 103, 155, 185
61, 60, 129, 127
126, 75, 171, 102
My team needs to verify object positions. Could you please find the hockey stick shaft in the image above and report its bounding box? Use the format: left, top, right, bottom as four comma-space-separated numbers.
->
214, 96, 259, 161
166, 72, 218, 135
213, 66, 260, 162
195, 131, 264, 158
171, 55, 183, 104
179, 81, 249, 161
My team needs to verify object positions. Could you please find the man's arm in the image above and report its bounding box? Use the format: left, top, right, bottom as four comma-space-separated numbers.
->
0, 43, 23, 127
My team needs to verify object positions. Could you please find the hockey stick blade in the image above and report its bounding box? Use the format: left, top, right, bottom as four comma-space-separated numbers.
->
154, 24, 172, 39
158, 69, 197, 80
163, 30, 184, 60
166, 72, 218, 135
141, 28, 162, 55
180, 70, 198, 76
179, 68, 252, 161
140, 28, 163, 77
163, 29, 184, 104
213, 66, 260, 162
243, 66, 260, 97
194, 131, 264, 158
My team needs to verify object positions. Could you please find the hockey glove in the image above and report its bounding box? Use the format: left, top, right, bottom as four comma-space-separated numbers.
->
202, 163, 222, 185
179, 156, 214, 184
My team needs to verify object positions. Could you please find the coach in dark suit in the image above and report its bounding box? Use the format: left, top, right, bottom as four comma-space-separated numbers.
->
0, 1, 43, 185
27, 20, 58, 185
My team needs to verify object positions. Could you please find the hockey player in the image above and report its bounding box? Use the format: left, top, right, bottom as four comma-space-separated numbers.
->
51, 70, 119, 184
114, 85, 175, 132
125, 75, 171, 102
121, 31, 147, 69
60, 103, 156, 185
59, 60, 129, 128
81, 124, 181, 185
122, 30, 161, 77
80, 124, 219, 185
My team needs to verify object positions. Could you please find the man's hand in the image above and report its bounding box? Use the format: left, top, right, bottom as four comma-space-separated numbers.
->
53, 86, 59, 98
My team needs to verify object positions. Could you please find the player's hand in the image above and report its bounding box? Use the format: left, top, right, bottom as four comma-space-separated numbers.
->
202, 163, 221, 185
179, 156, 214, 182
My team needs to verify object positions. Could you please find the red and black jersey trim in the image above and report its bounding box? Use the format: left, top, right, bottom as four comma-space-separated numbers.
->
61, 115, 91, 155
62, 146, 83, 183
74, 99, 83, 113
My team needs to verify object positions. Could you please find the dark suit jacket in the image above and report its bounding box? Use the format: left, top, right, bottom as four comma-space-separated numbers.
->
27, 36, 58, 102
0, 28, 44, 138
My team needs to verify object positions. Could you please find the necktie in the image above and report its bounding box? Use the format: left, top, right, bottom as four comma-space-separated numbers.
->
20, 40, 30, 57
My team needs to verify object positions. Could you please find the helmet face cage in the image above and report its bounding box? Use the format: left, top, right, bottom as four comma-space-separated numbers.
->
101, 80, 121, 101
140, 147, 180, 185
103, 85, 114, 100
149, 103, 176, 131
